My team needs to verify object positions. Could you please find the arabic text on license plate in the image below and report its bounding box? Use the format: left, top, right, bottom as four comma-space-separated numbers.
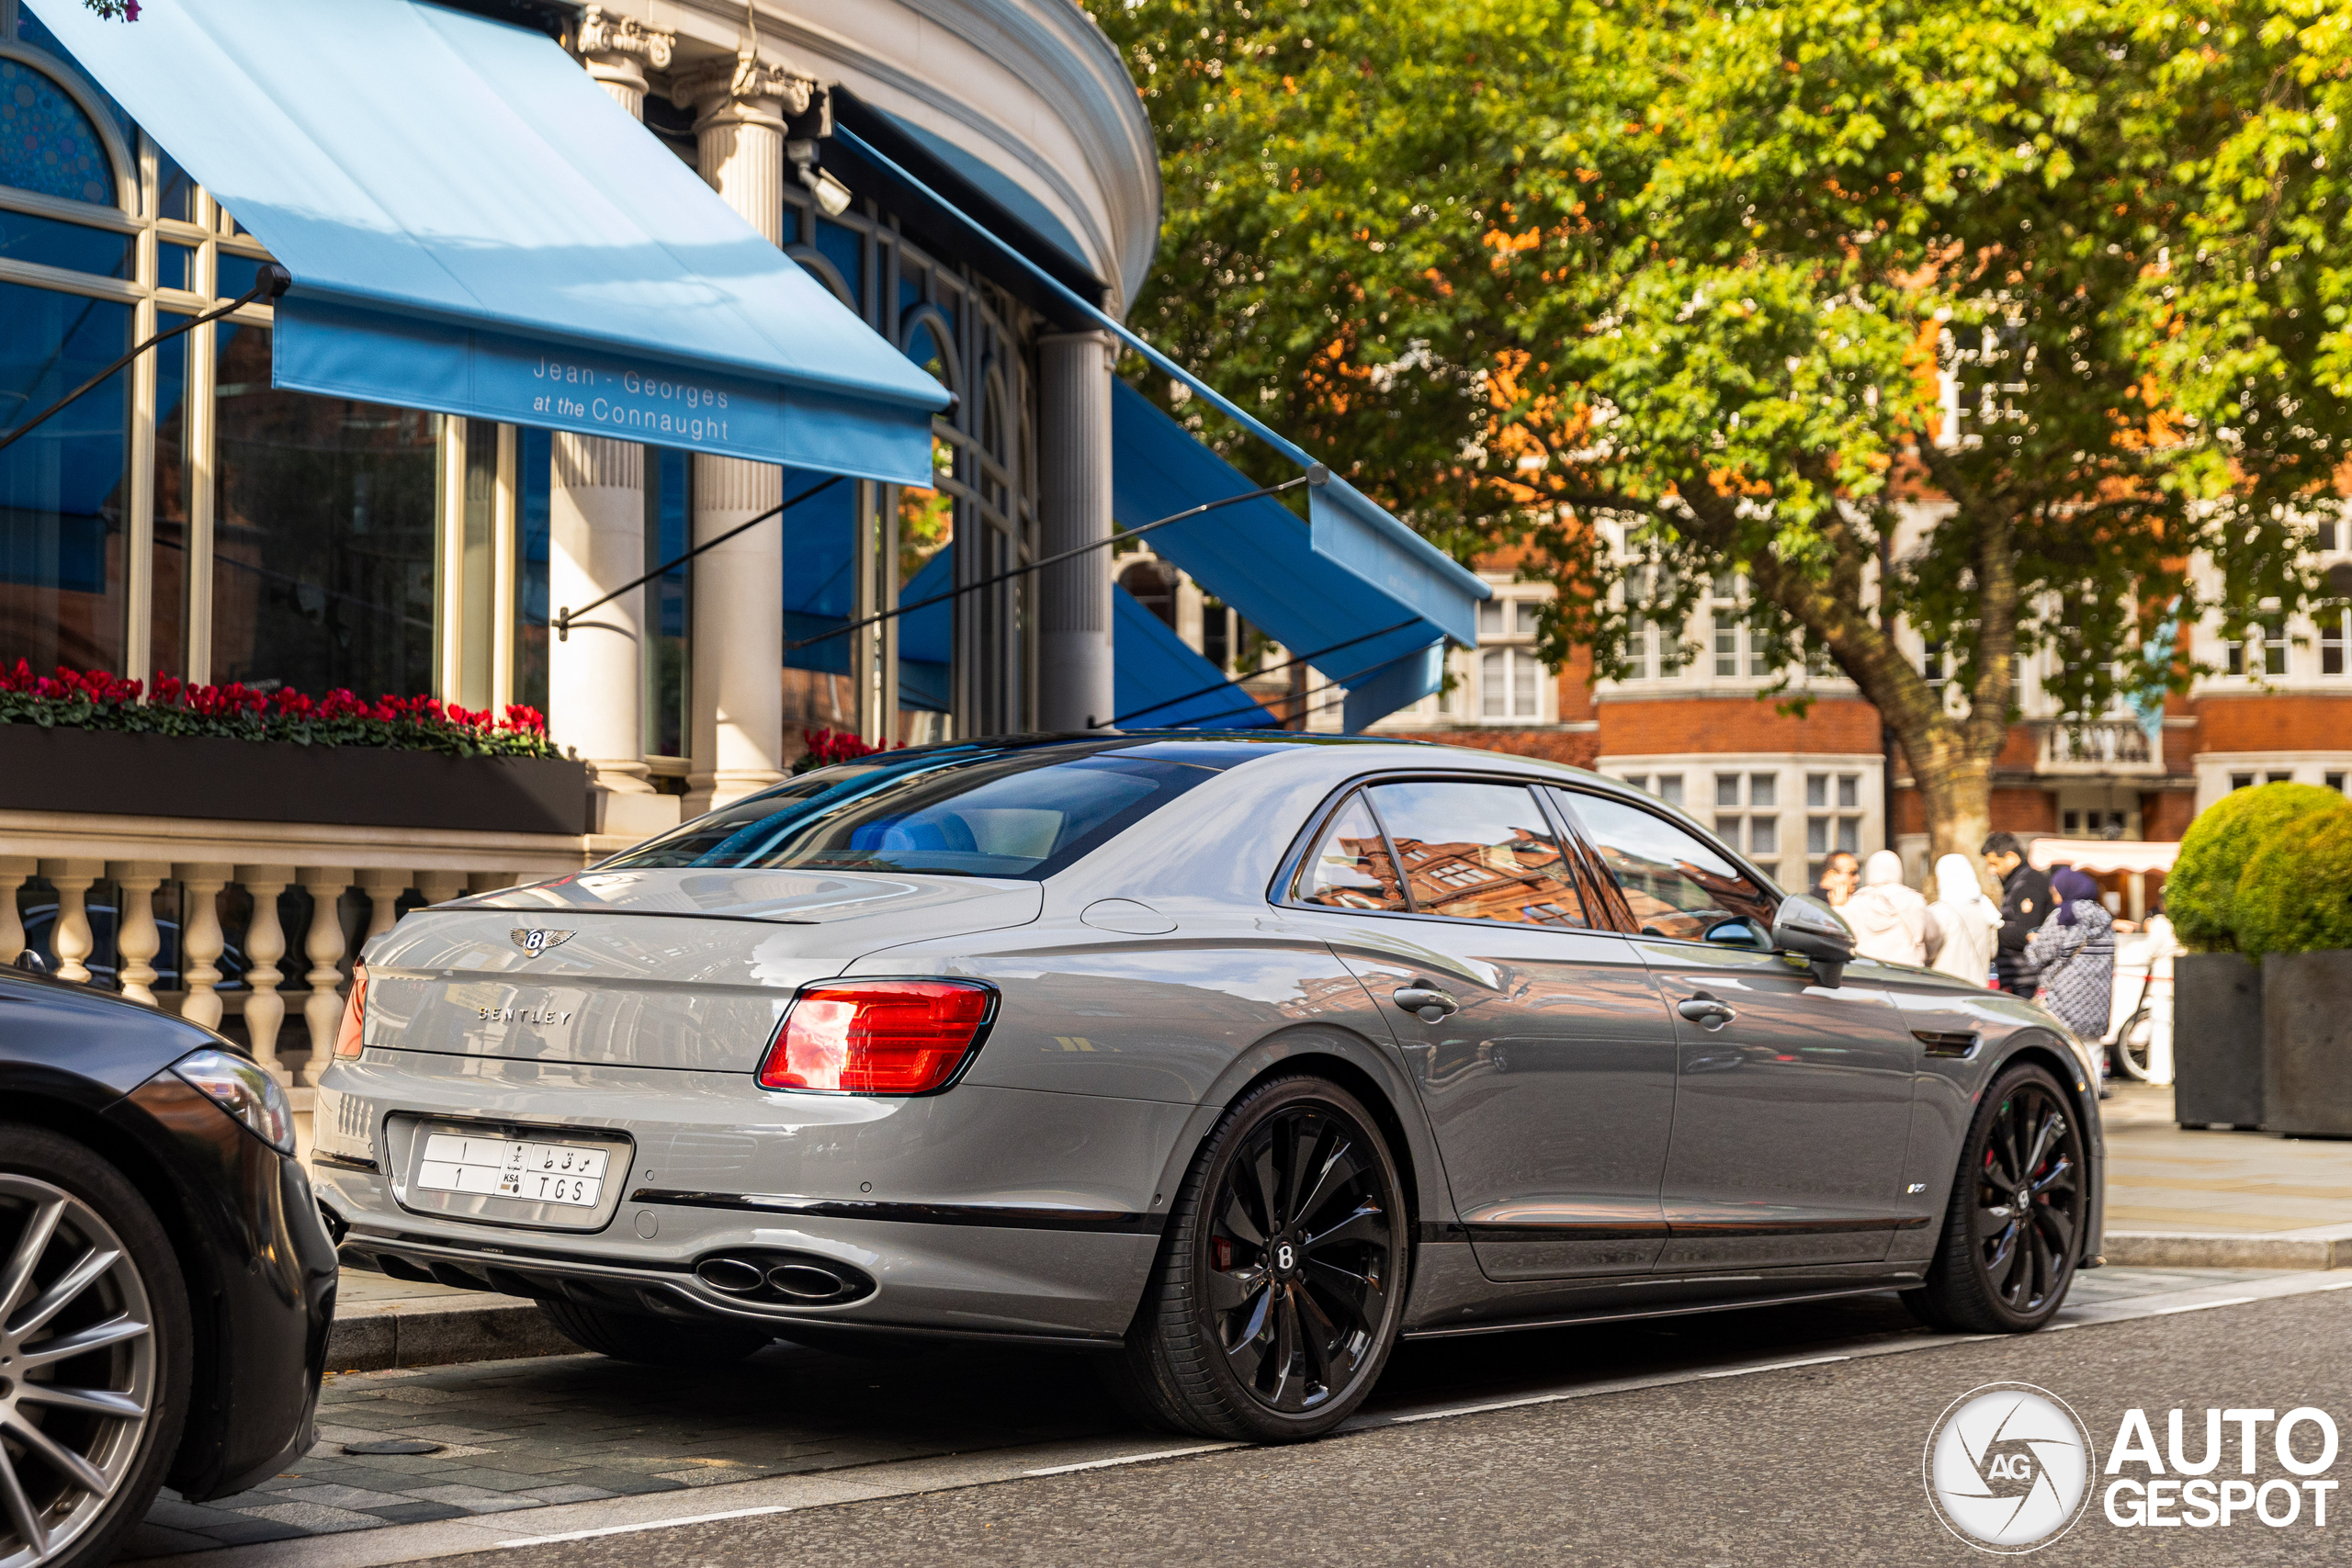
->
414, 1134, 610, 1208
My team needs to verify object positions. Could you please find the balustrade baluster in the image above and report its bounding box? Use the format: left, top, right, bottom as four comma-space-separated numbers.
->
235, 865, 295, 1083
0, 856, 32, 966
107, 861, 169, 1007
175, 863, 232, 1029
38, 859, 103, 985
298, 867, 355, 1088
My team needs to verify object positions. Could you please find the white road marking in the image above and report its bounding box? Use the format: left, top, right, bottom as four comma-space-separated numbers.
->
1695, 1354, 1851, 1380
1024, 1443, 1239, 1475
2143, 1295, 2257, 1316
494, 1504, 793, 1547
1387, 1391, 1587, 1425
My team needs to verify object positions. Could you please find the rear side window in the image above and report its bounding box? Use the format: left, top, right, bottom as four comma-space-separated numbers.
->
1555, 789, 1776, 942
607, 748, 1220, 879
1354, 780, 1592, 928
1295, 792, 1407, 911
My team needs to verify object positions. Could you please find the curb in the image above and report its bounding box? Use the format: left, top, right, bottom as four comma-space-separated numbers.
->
2101, 1231, 2350, 1271
325, 1295, 576, 1373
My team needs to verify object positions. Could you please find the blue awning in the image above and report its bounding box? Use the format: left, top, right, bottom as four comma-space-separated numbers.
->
1112, 381, 1483, 730
29, 0, 947, 487
1113, 586, 1280, 729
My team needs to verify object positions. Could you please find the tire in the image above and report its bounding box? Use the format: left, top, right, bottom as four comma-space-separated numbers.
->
2111, 1005, 2154, 1082
0, 1122, 193, 1568
537, 1300, 771, 1369
1904, 1063, 2087, 1334
1107, 1075, 1409, 1442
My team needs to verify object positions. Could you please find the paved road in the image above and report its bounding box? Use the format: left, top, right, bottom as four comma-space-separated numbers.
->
461, 1287, 2352, 1568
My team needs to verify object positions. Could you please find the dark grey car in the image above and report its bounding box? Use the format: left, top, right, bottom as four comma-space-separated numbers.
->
316, 735, 2103, 1441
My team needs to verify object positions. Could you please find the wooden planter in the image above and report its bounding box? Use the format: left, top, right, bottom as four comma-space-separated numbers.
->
0, 724, 589, 837
2173, 951, 2266, 1130
2262, 950, 2352, 1138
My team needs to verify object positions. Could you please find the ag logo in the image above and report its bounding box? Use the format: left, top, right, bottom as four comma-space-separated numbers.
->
509, 929, 575, 957
1925, 1382, 2096, 1553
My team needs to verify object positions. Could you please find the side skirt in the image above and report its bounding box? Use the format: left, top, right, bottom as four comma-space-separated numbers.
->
1399, 1278, 1925, 1342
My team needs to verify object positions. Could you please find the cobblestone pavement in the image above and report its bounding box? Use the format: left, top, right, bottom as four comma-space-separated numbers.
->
125, 1265, 2289, 1558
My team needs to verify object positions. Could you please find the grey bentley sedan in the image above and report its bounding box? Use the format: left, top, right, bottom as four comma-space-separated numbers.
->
313, 735, 2103, 1441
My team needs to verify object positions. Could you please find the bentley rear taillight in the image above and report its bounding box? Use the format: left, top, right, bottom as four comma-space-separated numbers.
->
334, 965, 368, 1059
757, 980, 995, 1095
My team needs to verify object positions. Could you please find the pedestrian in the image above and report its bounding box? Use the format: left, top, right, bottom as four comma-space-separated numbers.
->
1981, 831, 2053, 997
2029, 868, 2118, 1049
1925, 852, 2001, 985
1844, 850, 1935, 965
1814, 849, 1860, 908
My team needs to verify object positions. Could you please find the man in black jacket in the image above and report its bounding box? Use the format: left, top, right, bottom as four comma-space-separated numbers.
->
1983, 831, 2053, 997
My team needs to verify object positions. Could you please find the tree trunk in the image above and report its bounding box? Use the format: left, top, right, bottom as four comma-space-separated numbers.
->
1904, 740, 1996, 882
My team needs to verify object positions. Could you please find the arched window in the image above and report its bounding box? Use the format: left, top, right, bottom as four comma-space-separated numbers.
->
1119, 559, 1177, 628
0, 57, 114, 206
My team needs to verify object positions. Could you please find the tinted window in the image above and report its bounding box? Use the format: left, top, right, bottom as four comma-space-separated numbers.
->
1555, 789, 1776, 942
606, 746, 1220, 879
1295, 792, 1406, 911
1365, 781, 1591, 927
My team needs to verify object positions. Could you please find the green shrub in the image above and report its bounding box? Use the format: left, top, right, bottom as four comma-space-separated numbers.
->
2167, 783, 2348, 951
2235, 801, 2352, 957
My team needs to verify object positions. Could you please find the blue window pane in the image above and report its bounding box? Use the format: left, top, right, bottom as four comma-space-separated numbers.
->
159, 242, 194, 291
14, 9, 132, 149
0, 208, 130, 276
814, 218, 863, 310
214, 250, 266, 301
0, 56, 116, 206
644, 446, 690, 756
153, 141, 192, 223
0, 281, 129, 671
210, 321, 439, 696
514, 425, 550, 715
152, 319, 192, 680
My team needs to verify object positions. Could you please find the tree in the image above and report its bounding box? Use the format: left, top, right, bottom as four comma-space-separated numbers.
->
1094, 0, 2352, 863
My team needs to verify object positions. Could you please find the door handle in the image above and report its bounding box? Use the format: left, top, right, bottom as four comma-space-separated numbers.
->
1678, 994, 1736, 1030
1392, 984, 1459, 1022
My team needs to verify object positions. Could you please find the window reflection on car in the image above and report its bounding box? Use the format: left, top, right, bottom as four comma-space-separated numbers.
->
1555, 789, 1779, 941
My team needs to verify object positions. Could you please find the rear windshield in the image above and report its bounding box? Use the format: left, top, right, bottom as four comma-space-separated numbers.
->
603, 745, 1227, 879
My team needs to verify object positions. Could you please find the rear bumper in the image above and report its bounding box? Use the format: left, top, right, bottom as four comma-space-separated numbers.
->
313, 1050, 1183, 1341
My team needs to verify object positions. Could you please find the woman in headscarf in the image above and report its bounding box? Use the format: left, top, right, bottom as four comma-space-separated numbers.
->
1925, 853, 2002, 985
2027, 868, 2117, 1042
1842, 850, 1936, 966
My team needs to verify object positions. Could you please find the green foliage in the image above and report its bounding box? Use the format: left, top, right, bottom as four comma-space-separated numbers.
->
2234, 798, 2352, 958
2168, 783, 2346, 950
1093, 0, 2352, 846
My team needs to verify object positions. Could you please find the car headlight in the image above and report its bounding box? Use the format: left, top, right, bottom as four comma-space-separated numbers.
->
172, 1047, 297, 1155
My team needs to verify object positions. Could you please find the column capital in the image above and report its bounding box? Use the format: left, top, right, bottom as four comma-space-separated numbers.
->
672, 48, 816, 130
577, 6, 673, 96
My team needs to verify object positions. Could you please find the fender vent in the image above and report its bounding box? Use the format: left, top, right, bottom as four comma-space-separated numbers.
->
1913, 1029, 1981, 1058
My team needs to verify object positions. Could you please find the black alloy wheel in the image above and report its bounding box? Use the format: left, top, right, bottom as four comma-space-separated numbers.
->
1905, 1062, 2086, 1333
1107, 1075, 1408, 1441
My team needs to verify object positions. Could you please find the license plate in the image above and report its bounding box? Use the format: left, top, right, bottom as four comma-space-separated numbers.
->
414, 1134, 611, 1209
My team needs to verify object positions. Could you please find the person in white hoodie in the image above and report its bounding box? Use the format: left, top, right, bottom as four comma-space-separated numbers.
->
1843, 850, 1936, 966
1924, 852, 2001, 986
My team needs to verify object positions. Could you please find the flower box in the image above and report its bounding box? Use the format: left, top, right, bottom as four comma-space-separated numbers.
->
0, 725, 589, 836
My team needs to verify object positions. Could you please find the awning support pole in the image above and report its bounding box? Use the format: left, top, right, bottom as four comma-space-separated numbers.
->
0, 264, 289, 456
783, 472, 1316, 653
557, 474, 842, 640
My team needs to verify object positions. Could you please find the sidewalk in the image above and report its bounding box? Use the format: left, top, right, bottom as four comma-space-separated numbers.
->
2098, 1079, 2352, 1269
304, 1082, 2352, 1374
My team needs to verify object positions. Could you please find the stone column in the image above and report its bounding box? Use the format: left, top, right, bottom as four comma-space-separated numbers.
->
551, 10, 678, 832
414, 871, 469, 908
234, 866, 294, 1082
0, 856, 33, 966
107, 862, 169, 1007
674, 43, 814, 811
175, 863, 231, 1030
298, 867, 353, 1088
1037, 331, 1117, 731
37, 860, 101, 985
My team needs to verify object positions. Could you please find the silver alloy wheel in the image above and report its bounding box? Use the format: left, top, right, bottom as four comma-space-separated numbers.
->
0, 1174, 155, 1568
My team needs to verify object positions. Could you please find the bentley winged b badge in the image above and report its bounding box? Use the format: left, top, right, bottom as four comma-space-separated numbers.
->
510, 929, 575, 957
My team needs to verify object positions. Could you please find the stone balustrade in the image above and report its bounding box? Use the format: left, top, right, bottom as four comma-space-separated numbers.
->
0, 807, 613, 1098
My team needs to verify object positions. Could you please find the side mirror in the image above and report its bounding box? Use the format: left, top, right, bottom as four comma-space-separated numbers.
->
1770, 894, 1855, 987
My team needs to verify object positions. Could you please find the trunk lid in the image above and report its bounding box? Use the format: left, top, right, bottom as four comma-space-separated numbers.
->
358, 869, 1038, 1073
